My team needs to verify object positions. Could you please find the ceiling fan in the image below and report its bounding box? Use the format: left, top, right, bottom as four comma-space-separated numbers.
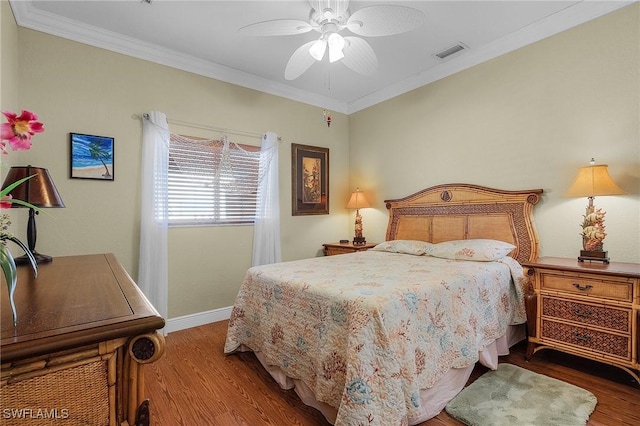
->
239, 0, 425, 80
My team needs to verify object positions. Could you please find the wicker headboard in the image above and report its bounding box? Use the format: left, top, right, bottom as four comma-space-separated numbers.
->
384, 184, 543, 264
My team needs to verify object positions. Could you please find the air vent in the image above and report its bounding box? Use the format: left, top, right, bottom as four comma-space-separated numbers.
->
435, 43, 468, 60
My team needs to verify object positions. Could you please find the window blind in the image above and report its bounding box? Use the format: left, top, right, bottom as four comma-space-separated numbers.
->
168, 134, 261, 225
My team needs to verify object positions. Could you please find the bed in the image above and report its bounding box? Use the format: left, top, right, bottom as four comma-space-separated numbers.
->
224, 183, 542, 425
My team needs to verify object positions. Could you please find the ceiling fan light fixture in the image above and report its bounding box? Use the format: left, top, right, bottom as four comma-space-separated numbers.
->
328, 32, 345, 62
329, 47, 344, 63
309, 39, 327, 61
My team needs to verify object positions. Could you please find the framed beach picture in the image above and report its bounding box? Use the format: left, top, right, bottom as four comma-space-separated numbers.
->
291, 143, 329, 215
70, 133, 114, 180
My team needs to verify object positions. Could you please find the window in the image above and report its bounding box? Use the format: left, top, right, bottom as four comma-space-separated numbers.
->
168, 134, 261, 226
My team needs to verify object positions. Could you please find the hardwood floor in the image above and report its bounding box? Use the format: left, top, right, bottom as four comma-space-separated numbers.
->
145, 321, 640, 425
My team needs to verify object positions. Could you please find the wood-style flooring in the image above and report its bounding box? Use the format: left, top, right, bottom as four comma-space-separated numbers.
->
145, 320, 640, 425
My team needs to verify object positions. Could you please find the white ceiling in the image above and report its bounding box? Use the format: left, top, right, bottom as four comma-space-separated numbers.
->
10, 1, 633, 114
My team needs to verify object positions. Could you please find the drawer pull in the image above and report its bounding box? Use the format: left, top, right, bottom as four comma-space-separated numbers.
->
572, 283, 593, 291
572, 308, 592, 318
572, 332, 592, 343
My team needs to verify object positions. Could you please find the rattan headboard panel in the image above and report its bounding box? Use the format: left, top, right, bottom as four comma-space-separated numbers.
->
385, 184, 543, 264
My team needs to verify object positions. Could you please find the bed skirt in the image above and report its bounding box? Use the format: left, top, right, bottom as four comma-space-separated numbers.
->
239, 324, 526, 425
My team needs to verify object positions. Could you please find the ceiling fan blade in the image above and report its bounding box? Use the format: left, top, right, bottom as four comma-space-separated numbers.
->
347, 6, 425, 37
239, 19, 313, 36
285, 41, 318, 80
342, 37, 378, 76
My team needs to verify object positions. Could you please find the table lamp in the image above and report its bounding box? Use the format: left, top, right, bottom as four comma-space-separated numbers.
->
1, 165, 65, 264
565, 158, 625, 263
346, 187, 370, 245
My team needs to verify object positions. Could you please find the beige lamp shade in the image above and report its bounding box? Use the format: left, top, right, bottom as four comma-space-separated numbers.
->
346, 189, 370, 209
565, 164, 625, 198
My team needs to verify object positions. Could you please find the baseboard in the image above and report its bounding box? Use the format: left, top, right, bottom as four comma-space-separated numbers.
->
165, 306, 233, 334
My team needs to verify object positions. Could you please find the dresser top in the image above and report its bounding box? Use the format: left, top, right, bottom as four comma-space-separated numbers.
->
1, 253, 165, 361
522, 256, 640, 278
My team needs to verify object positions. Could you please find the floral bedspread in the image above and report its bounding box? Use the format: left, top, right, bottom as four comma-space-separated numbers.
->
224, 251, 527, 426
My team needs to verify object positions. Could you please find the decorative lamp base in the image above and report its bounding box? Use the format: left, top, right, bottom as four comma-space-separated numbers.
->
578, 250, 609, 264
353, 237, 367, 246
14, 251, 53, 265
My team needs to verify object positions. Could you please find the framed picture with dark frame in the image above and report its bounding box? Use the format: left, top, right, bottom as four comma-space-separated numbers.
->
70, 133, 114, 181
291, 143, 329, 215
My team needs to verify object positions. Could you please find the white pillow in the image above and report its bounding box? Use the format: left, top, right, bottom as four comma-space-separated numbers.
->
425, 239, 515, 261
371, 240, 434, 256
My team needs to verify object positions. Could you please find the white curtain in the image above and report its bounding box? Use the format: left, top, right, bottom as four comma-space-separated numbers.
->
252, 132, 281, 266
138, 111, 169, 324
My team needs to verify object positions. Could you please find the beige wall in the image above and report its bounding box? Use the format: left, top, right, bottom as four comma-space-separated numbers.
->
5, 22, 351, 318
3, 3, 639, 322
1, 0, 19, 114
350, 4, 640, 264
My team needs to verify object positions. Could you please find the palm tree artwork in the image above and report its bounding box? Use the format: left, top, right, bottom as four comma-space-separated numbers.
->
89, 141, 112, 178
70, 133, 114, 180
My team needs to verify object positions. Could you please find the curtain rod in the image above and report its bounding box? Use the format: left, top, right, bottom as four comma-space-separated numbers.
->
140, 113, 281, 142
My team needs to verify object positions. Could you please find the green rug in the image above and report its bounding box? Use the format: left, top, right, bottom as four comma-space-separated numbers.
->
445, 363, 597, 426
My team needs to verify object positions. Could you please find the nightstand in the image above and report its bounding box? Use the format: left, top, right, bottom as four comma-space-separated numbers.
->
323, 241, 377, 256
523, 257, 640, 383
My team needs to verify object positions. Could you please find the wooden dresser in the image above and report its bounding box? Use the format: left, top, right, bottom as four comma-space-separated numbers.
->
323, 241, 377, 256
1, 253, 165, 426
523, 257, 640, 383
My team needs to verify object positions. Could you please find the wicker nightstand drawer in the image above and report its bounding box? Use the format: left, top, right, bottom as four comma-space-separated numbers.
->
541, 320, 631, 360
1, 351, 111, 426
323, 242, 377, 256
541, 296, 631, 333
540, 273, 632, 302
326, 246, 360, 255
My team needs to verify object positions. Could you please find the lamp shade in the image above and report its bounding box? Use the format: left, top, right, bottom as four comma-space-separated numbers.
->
565, 164, 625, 198
1, 165, 65, 208
346, 189, 370, 209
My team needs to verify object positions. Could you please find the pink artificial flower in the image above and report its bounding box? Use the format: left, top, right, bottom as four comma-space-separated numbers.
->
0, 194, 13, 210
1, 110, 45, 152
